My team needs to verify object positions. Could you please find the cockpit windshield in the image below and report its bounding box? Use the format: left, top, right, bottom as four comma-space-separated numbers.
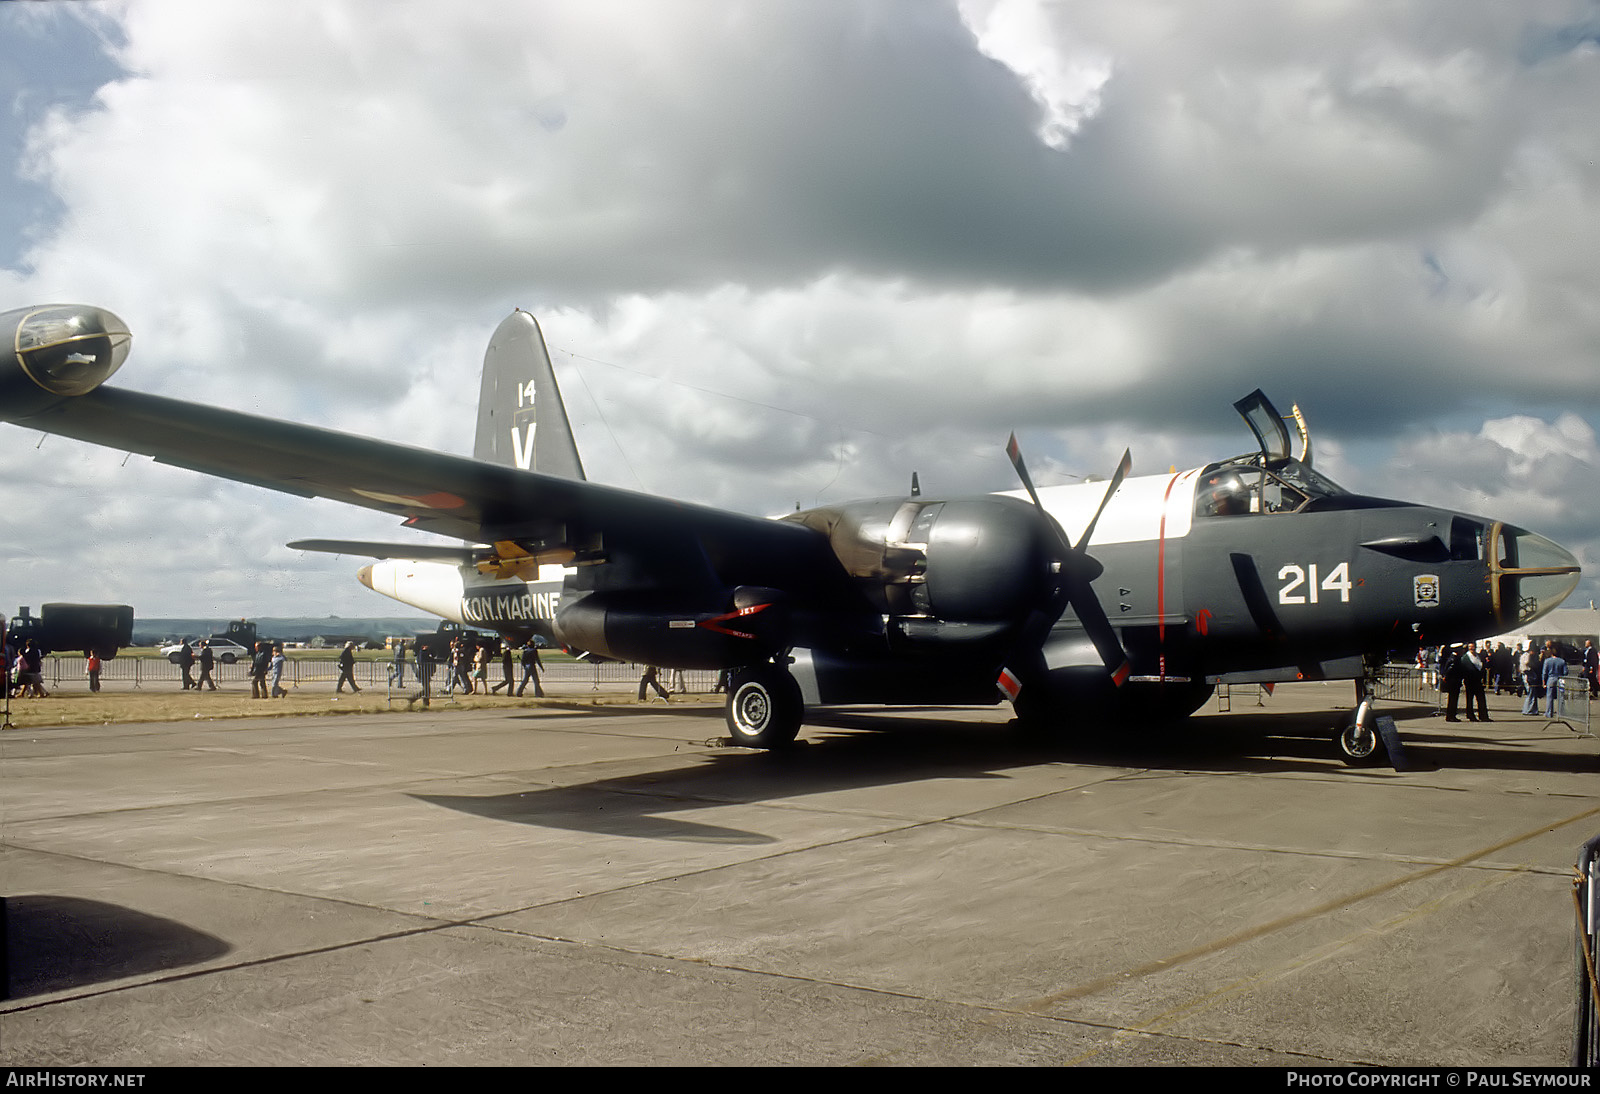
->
1195, 457, 1350, 518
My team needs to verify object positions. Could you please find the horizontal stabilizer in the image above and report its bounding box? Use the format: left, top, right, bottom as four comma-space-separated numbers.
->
287, 538, 480, 562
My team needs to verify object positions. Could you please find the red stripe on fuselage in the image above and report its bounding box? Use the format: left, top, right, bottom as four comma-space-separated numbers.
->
1156, 472, 1183, 683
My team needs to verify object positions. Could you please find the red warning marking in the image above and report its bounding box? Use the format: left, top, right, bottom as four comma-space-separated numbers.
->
997, 668, 1022, 701
697, 602, 771, 641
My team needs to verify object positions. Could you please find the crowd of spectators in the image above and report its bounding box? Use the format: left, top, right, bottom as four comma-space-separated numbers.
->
1421, 638, 1598, 720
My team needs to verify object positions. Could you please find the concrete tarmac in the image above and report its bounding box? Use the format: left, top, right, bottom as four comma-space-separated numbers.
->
1, 683, 1596, 1066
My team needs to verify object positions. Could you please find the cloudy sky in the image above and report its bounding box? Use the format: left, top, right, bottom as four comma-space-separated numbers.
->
1, 0, 1596, 622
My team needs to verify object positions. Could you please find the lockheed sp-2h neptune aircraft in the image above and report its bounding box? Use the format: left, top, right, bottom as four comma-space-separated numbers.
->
0, 303, 1582, 762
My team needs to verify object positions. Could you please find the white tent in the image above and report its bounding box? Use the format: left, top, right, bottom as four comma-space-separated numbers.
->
1528, 605, 1600, 644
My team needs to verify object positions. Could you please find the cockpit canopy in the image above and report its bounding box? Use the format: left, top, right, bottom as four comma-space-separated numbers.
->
1234, 388, 1294, 464
1196, 388, 1351, 518
1195, 458, 1351, 518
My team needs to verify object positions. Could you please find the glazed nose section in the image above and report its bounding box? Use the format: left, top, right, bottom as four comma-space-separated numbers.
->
1, 303, 132, 418
15, 304, 131, 394
1511, 529, 1581, 572
1492, 525, 1582, 629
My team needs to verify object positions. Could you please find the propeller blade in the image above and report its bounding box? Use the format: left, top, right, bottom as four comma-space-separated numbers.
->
1005, 432, 1045, 511
1007, 432, 1078, 568
1002, 435, 1133, 690
1073, 449, 1131, 552
1061, 572, 1132, 687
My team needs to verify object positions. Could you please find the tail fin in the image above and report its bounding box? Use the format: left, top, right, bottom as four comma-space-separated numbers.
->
473, 310, 586, 481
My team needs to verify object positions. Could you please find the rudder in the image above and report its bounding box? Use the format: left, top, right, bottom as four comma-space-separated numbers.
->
473, 310, 586, 481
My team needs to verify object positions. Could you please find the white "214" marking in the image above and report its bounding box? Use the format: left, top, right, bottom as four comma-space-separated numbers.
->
1277, 562, 1352, 604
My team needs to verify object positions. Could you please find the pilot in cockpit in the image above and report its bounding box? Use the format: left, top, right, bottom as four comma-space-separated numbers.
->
1201, 469, 1250, 516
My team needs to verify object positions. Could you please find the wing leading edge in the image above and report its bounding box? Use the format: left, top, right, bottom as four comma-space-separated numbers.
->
8, 380, 856, 605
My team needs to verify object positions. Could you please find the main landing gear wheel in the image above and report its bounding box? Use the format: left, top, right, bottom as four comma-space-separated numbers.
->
725, 664, 803, 749
1334, 715, 1383, 767
1009, 689, 1068, 738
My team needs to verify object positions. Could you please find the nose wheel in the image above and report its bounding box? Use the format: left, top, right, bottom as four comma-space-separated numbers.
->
1335, 714, 1383, 766
1333, 681, 1396, 768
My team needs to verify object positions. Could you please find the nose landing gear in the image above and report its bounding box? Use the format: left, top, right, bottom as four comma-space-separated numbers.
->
1333, 669, 1407, 769
1335, 701, 1384, 766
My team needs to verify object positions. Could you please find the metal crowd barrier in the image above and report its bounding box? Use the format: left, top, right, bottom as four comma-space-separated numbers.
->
37, 654, 721, 694
383, 660, 720, 696
1372, 663, 1437, 708
1547, 676, 1594, 738
1574, 833, 1600, 1065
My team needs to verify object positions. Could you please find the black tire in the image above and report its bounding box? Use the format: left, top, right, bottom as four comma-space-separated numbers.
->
219, 653, 237, 665
725, 664, 803, 749
1335, 716, 1384, 767
1010, 688, 1068, 737
1119, 680, 1216, 724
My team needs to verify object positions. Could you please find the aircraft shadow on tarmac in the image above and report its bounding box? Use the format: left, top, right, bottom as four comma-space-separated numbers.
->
3, 894, 230, 1000
411, 705, 1600, 842
803, 704, 1600, 775
1373, 715, 1600, 773
411, 785, 780, 845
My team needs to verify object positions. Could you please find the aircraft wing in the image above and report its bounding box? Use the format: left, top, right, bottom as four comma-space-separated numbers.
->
13, 385, 858, 602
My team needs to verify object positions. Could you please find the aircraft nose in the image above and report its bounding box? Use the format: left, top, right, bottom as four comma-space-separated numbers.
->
1494, 525, 1582, 629
357, 564, 375, 590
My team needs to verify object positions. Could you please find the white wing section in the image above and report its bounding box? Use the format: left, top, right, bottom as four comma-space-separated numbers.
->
1002, 468, 1202, 546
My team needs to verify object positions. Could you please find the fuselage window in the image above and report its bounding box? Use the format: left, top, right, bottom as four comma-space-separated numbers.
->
1450, 516, 1485, 562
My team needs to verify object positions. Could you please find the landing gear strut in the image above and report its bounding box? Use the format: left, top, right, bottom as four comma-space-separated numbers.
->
725, 662, 803, 749
1333, 666, 1388, 767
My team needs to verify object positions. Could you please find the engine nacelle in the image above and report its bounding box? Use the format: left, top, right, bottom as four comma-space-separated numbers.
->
914, 497, 1053, 621
0, 305, 131, 419
555, 587, 790, 669
789, 494, 1052, 625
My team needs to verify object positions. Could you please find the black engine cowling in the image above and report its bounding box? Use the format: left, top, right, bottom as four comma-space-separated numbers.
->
912, 497, 1054, 621
0, 305, 131, 420
554, 586, 791, 669
788, 494, 1054, 630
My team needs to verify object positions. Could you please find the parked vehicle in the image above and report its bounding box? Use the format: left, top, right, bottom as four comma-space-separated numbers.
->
160, 638, 251, 665
7, 603, 133, 659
